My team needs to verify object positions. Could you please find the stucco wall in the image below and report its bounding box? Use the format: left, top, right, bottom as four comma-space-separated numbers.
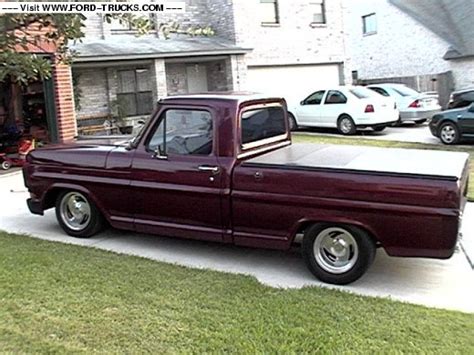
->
451, 59, 474, 89
345, 0, 453, 80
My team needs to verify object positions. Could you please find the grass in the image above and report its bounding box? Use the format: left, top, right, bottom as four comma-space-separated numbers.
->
293, 133, 474, 201
0, 232, 473, 353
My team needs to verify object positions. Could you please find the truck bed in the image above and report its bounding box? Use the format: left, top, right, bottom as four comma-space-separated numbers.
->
243, 143, 469, 181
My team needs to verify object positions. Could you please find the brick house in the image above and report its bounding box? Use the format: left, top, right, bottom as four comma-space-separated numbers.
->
0, 18, 77, 143
72, 0, 349, 134
345, 0, 474, 107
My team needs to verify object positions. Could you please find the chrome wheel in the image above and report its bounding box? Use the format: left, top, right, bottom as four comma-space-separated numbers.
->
440, 124, 457, 144
313, 227, 359, 274
1, 160, 11, 170
59, 192, 91, 231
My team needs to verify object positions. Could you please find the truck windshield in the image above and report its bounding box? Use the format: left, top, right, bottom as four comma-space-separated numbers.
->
241, 105, 287, 149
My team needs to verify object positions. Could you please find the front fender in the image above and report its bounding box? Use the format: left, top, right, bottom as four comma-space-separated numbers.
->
41, 182, 112, 224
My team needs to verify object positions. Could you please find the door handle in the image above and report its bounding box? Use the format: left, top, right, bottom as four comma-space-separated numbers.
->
197, 165, 220, 174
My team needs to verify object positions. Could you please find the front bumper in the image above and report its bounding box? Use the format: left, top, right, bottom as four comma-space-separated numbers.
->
27, 198, 44, 215
400, 109, 441, 121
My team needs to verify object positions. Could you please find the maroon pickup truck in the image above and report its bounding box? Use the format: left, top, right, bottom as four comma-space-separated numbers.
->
23, 93, 470, 284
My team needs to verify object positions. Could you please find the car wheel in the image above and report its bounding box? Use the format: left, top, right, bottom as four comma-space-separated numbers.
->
1, 160, 11, 170
439, 122, 460, 145
302, 223, 376, 285
373, 126, 386, 132
288, 112, 298, 131
337, 115, 356, 135
55, 190, 104, 238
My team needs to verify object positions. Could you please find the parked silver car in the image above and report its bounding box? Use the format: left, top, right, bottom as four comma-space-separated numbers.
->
367, 83, 441, 125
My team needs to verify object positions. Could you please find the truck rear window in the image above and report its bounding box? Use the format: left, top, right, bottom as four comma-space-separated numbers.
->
241, 106, 287, 148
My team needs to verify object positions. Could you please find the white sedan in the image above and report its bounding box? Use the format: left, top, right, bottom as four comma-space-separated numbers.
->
287, 86, 399, 135
367, 83, 441, 124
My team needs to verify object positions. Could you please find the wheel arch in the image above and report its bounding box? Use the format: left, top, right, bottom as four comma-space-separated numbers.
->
337, 113, 352, 121
289, 218, 381, 247
42, 183, 111, 223
437, 118, 459, 135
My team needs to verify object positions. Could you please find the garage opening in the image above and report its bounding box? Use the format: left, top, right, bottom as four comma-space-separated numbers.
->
0, 78, 57, 169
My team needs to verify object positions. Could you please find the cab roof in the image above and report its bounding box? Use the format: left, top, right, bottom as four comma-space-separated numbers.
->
159, 92, 285, 105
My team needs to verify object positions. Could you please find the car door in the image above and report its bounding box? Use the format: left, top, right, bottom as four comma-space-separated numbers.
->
295, 90, 325, 126
130, 106, 224, 242
458, 104, 474, 134
319, 90, 348, 126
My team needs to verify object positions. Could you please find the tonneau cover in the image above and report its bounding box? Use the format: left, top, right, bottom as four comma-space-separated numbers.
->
243, 143, 469, 181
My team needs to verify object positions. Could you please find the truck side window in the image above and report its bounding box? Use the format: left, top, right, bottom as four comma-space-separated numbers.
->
147, 109, 213, 155
241, 106, 286, 146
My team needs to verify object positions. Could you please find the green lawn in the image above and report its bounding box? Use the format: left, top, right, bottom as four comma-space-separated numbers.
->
0, 232, 473, 353
294, 133, 474, 201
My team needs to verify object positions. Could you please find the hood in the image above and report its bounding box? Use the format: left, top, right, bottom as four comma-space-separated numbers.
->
28, 142, 117, 168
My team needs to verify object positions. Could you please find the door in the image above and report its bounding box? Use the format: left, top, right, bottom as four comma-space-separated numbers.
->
246, 64, 341, 102
295, 90, 325, 126
186, 64, 208, 93
319, 90, 348, 126
131, 107, 224, 241
458, 104, 474, 134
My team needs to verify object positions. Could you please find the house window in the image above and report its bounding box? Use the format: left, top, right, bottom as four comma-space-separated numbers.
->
362, 13, 377, 35
310, 0, 326, 24
117, 69, 153, 117
260, 0, 279, 25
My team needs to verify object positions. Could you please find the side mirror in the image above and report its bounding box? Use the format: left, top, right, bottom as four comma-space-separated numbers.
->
300, 100, 306, 105
153, 145, 168, 160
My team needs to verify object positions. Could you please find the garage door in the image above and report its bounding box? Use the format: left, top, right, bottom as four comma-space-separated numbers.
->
247, 64, 341, 104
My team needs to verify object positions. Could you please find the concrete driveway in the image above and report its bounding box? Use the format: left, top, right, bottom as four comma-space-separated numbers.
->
1, 171, 473, 313
296, 123, 441, 145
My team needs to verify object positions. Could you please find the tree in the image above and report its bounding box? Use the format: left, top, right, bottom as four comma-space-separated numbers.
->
0, 13, 214, 84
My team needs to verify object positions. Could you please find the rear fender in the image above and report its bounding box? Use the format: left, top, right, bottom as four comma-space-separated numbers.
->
289, 217, 380, 246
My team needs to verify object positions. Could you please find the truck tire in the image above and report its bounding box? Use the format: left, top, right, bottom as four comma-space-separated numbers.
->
302, 223, 376, 285
337, 115, 356, 135
55, 190, 104, 238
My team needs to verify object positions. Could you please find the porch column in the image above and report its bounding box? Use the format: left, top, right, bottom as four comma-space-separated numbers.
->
151, 58, 168, 107
52, 58, 77, 142
227, 54, 248, 91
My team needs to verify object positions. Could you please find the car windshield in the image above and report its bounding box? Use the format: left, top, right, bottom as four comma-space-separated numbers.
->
391, 85, 420, 97
349, 87, 378, 99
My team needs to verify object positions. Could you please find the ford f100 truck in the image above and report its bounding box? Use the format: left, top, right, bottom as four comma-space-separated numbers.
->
23, 93, 470, 284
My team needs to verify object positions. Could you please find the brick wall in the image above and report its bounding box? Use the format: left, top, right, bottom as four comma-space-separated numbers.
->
52, 59, 77, 142
73, 68, 109, 119
84, 0, 236, 40
233, 0, 347, 67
